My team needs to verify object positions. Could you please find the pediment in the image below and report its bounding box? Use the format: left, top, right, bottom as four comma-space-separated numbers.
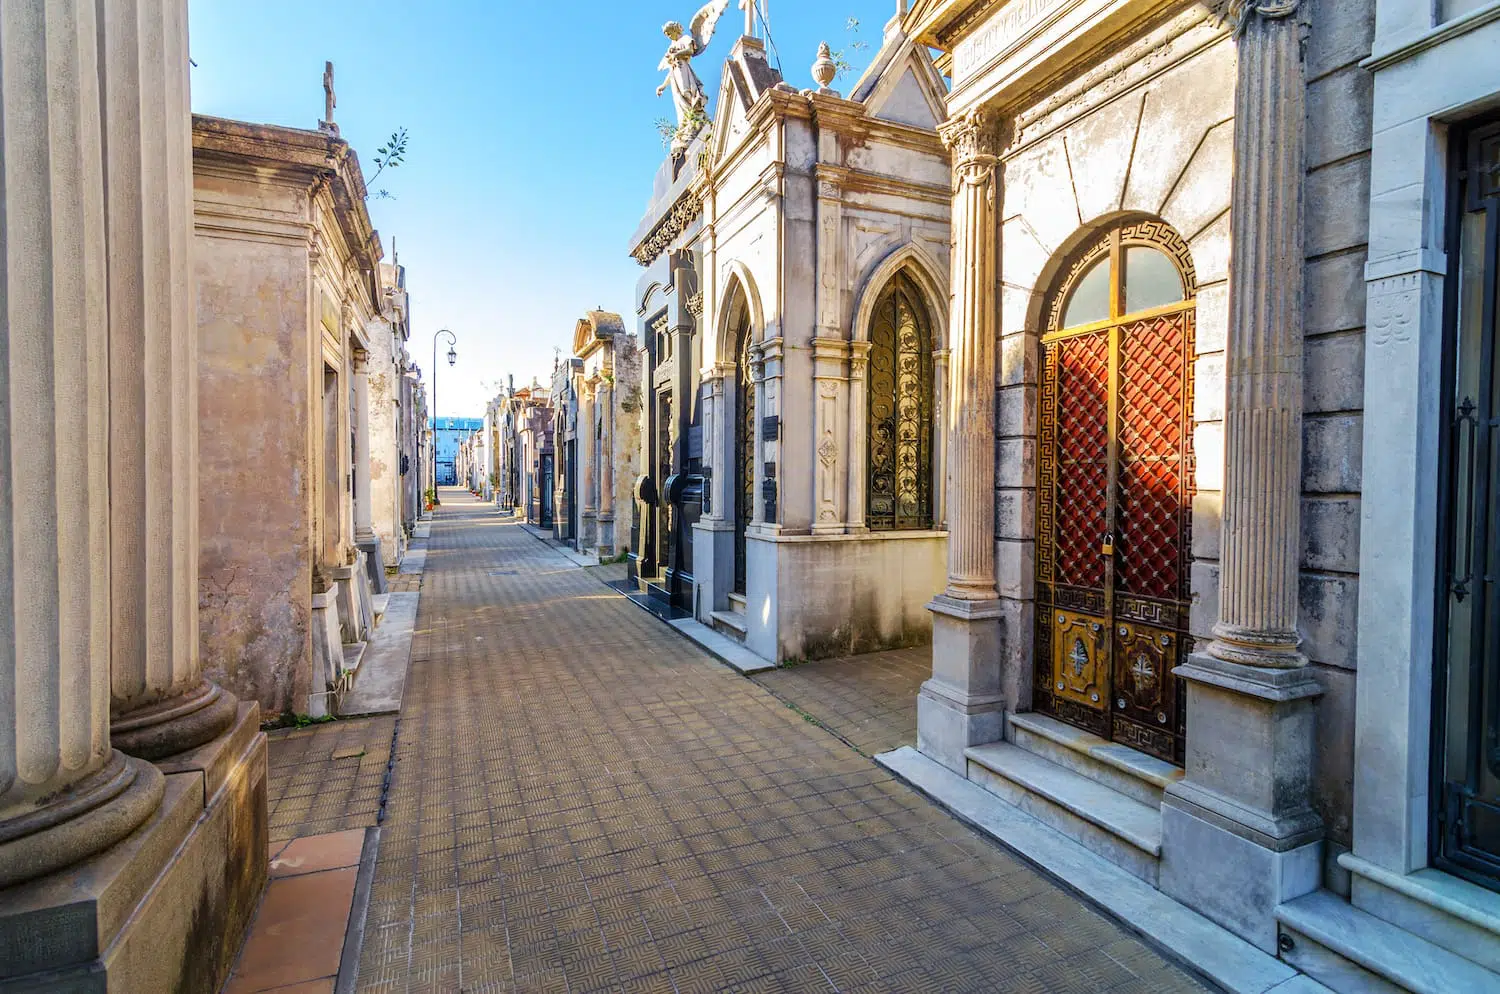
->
851, 29, 949, 131
710, 61, 756, 163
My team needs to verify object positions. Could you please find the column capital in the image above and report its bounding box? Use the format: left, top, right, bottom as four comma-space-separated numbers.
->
1234, 0, 1302, 31
939, 109, 1004, 184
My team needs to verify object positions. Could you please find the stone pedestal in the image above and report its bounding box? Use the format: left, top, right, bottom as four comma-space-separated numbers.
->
309, 591, 344, 718
919, 597, 1005, 773
1161, 657, 1324, 951
331, 560, 373, 645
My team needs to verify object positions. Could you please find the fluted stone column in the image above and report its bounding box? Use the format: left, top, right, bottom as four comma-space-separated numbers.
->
917, 110, 1005, 774
102, 0, 238, 761
353, 349, 374, 542
580, 382, 597, 550
600, 380, 616, 536
1159, 0, 1323, 952
0, 0, 165, 890
845, 342, 871, 534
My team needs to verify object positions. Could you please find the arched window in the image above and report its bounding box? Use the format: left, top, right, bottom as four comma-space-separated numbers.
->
867, 271, 935, 531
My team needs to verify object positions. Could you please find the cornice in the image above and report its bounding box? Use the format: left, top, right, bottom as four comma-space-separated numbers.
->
631, 193, 703, 268
194, 113, 381, 277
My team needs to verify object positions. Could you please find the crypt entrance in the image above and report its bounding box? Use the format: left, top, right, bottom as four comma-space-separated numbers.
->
1032, 219, 1197, 766
731, 299, 754, 597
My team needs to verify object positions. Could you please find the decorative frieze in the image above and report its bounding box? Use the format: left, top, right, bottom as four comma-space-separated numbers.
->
632, 194, 704, 267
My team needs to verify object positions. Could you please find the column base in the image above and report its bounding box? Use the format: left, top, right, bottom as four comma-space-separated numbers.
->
0, 704, 267, 992
356, 533, 387, 595
0, 752, 164, 891
1160, 651, 1325, 952
330, 559, 374, 643
309, 590, 343, 719
917, 596, 1005, 774
111, 679, 239, 761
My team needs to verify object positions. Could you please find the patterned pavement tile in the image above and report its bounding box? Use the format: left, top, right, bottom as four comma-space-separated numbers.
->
266, 714, 395, 843
351, 490, 1210, 993
751, 648, 929, 758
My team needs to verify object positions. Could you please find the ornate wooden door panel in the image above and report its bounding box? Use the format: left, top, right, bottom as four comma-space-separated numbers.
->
1035, 221, 1196, 765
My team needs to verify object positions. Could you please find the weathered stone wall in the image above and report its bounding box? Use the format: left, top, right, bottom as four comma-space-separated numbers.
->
1297, 0, 1376, 854
195, 209, 314, 717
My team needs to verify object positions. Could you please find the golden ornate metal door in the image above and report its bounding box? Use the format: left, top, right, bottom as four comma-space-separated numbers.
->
1034, 221, 1197, 765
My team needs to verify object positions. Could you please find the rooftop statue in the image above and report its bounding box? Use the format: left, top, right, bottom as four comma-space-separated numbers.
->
656, 0, 730, 154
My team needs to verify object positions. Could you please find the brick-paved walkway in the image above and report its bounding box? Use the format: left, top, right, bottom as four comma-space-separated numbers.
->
354, 492, 1209, 993
751, 649, 929, 759
267, 715, 395, 844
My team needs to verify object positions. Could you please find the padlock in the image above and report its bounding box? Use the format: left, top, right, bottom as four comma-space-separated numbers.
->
1101, 531, 1115, 556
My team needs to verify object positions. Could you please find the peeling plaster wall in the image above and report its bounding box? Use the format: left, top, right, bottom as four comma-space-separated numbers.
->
195, 219, 312, 718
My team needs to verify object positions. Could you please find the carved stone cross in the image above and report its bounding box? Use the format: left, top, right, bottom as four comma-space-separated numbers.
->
322, 61, 336, 125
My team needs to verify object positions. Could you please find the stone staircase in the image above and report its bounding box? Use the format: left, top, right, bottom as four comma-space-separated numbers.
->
964, 712, 1182, 885
1274, 859, 1500, 993
710, 591, 749, 644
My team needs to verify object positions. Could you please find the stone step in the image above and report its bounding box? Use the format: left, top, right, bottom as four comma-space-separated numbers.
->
1276, 890, 1500, 994
710, 609, 747, 642
1340, 853, 1500, 974
372, 593, 391, 620
966, 741, 1163, 885
1007, 712, 1183, 808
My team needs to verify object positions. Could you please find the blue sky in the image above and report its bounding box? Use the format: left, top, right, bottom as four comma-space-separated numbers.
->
189, 0, 904, 419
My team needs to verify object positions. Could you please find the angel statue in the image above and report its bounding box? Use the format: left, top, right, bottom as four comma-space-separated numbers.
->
656, 0, 730, 154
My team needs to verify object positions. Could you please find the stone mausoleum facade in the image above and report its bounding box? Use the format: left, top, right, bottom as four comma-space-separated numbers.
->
875, 0, 1500, 988
193, 113, 400, 721
627, 18, 955, 664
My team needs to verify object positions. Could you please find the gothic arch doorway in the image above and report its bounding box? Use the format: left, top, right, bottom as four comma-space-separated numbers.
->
731, 298, 754, 595
1033, 219, 1198, 765
867, 271, 935, 531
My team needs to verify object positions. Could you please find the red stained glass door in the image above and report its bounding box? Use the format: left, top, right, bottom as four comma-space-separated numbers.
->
1034, 222, 1197, 765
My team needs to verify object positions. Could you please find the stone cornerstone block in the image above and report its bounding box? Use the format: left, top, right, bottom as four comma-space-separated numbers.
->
0, 706, 268, 993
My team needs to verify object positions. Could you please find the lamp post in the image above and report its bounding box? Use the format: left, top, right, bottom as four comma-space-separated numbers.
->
433, 328, 457, 505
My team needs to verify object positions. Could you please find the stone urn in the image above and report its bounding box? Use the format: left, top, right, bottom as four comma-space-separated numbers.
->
812, 42, 838, 93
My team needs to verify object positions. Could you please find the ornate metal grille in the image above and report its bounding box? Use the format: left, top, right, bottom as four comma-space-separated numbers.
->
734, 317, 755, 595
1433, 117, 1500, 891
1034, 220, 1197, 765
867, 272, 934, 531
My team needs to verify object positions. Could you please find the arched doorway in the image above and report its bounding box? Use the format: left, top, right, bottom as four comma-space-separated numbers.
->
732, 299, 754, 595
1033, 219, 1197, 766
867, 271, 935, 531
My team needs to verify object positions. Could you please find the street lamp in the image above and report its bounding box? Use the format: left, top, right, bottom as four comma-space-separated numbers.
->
433, 328, 457, 505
